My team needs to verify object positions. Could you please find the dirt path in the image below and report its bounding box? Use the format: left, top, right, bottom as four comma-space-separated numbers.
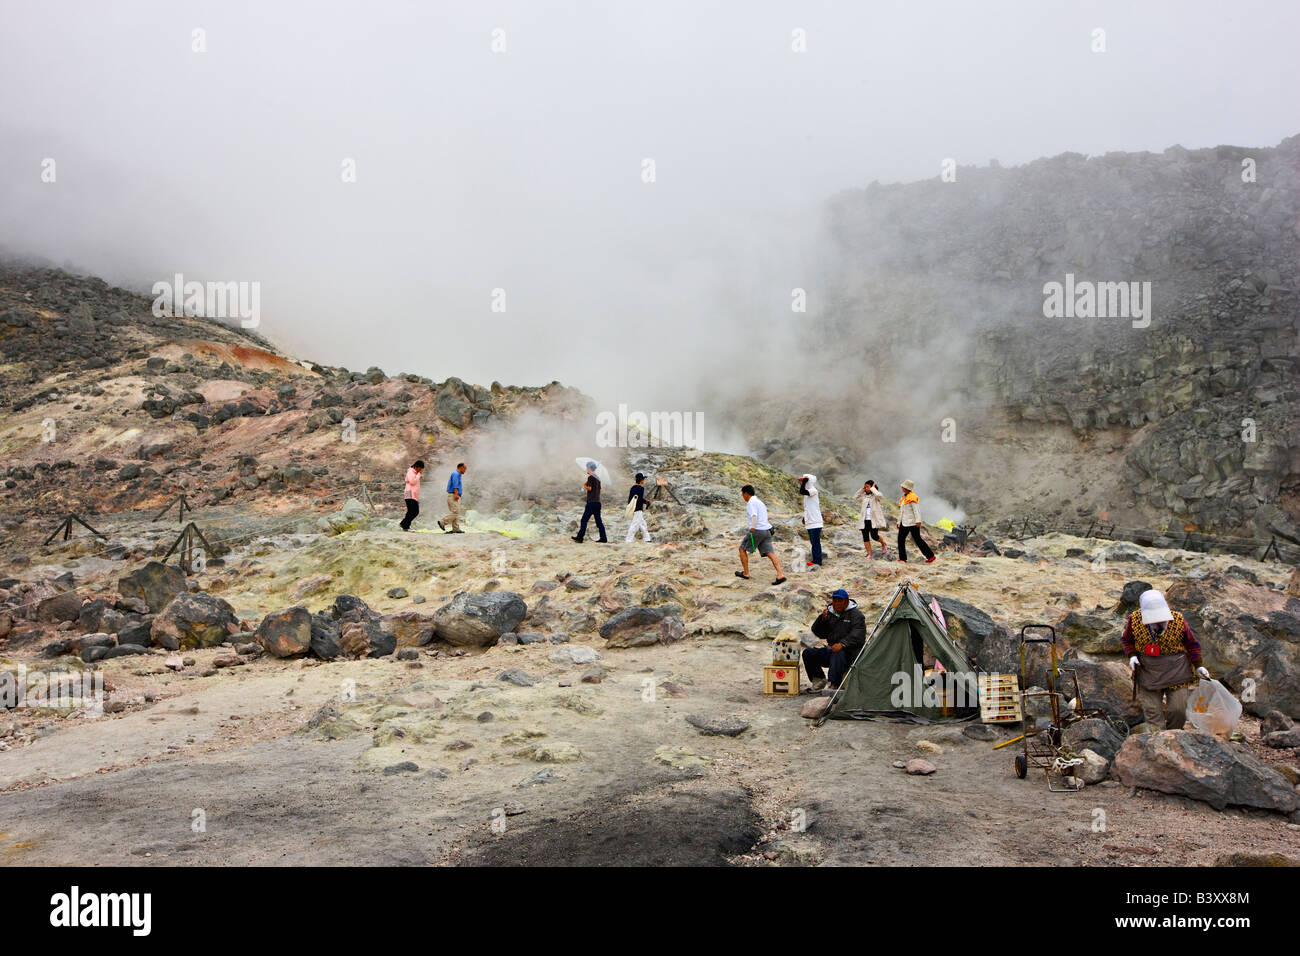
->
3, 631, 1296, 866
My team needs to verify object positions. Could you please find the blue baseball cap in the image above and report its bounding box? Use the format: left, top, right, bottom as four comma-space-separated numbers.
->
831, 588, 850, 600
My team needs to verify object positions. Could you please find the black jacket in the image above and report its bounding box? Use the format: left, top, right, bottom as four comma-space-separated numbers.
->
811, 601, 867, 654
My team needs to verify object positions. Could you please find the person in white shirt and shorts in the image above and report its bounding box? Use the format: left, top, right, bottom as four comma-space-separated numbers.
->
736, 484, 786, 585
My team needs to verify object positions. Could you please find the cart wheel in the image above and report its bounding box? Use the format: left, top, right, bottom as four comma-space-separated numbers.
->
1014, 753, 1028, 779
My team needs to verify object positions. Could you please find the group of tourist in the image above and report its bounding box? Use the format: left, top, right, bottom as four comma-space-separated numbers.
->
735, 475, 936, 585
398, 460, 939, 572
398, 460, 466, 534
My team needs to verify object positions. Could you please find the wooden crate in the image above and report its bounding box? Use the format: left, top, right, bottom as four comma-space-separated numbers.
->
764, 664, 800, 696
772, 638, 801, 664
978, 673, 1022, 723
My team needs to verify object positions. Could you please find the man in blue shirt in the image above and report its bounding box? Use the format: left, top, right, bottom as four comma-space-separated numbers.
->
438, 462, 467, 533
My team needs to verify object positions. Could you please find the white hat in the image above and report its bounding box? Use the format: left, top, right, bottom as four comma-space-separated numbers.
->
1139, 590, 1173, 625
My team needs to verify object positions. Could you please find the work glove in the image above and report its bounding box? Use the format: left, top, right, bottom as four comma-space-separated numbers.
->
1197, 666, 1210, 679
1128, 655, 1139, 671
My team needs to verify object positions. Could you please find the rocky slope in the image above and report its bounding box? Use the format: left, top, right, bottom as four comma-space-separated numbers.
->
730, 136, 1300, 546
2, 265, 1299, 866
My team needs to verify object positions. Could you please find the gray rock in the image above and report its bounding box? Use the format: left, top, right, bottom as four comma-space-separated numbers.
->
433, 591, 527, 647
382, 761, 420, 775
933, 596, 996, 656
150, 592, 240, 650
118, 562, 188, 614
1114, 730, 1300, 813
1077, 748, 1111, 784
1118, 581, 1153, 610
434, 389, 473, 428
599, 604, 686, 648
549, 646, 600, 665
1062, 717, 1126, 762
497, 668, 537, 687
387, 587, 408, 599
36, 591, 82, 623
685, 714, 749, 737
1262, 710, 1296, 735
101, 644, 150, 659
962, 723, 999, 741
1265, 728, 1300, 749
309, 612, 341, 660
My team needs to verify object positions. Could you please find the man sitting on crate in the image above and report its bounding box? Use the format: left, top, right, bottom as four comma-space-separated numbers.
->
803, 588, 867, 692
1121, 589, 1210, 729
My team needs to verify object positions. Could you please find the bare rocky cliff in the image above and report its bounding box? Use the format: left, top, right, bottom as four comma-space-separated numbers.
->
735, 136, 1300, 545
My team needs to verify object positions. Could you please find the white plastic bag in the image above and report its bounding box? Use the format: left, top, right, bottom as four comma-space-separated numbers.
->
1185, 678, 1242, 737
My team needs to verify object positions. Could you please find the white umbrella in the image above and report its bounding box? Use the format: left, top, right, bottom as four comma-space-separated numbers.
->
574, 457, 612, 486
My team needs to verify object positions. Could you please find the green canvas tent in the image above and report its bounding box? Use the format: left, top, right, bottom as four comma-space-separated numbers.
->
817, 581, 981, 724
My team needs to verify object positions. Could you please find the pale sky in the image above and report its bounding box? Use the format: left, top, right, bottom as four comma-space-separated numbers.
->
2, 0, 1298, 414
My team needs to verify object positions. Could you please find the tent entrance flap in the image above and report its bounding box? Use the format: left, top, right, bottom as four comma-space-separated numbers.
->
819, 581, 981, 724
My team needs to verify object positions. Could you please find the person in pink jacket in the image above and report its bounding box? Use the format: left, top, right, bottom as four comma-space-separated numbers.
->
400, 460, 424, 531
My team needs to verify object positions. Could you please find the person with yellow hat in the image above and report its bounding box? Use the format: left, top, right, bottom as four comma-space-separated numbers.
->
896, 480, 935, 563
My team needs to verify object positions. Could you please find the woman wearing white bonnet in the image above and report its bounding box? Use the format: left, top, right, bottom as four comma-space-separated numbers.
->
1121, 589, 1210, 729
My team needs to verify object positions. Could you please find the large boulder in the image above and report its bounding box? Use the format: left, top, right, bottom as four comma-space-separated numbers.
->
1063, 717, 1126, 763
256, 606, 312, 658
434, 386, 474, 429
78, 598, 125, 634
1114, 730, 1300, 814
118, 562, 188, 614
1116, 580, 1153, 612
323, 594, 395, 658
116, 618, 154, 646
974, 624, 1020, 675
1060, 660, 1140, 724
35, 591, 82, 623
433, 592, 527, 647
151, 593, 240, 650
380, 611, 436, 648
1229, 641, 1300, 721
338, 620, 396, 659
1057, 610, 1121, 655
316, 498, 374, 535
309, 611, 342, 660
933, 596, 995, 660
599, 604, 686, 648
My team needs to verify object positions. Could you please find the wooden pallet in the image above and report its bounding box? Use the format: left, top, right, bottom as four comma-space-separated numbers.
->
979, 673, 1022, 723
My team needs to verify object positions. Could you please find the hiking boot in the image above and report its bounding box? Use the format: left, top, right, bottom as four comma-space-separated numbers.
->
571, 535, 583, 543
808, 678, 828, 693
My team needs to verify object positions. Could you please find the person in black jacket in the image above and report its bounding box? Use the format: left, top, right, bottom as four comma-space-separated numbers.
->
802, 588, 867, 690
625, 472, 651, 543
